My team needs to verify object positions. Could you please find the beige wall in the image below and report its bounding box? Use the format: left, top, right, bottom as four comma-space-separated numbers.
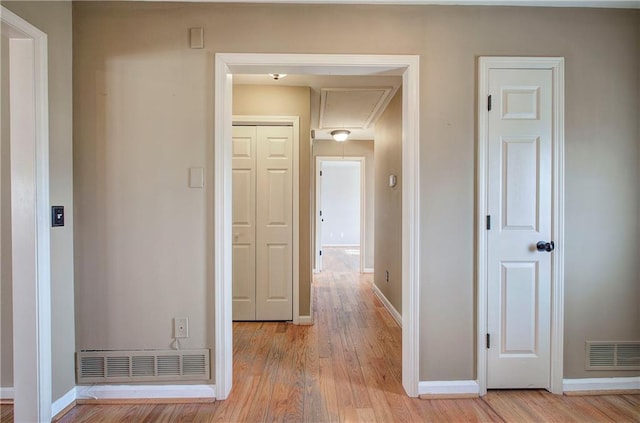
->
73, 2, 639, 382
313, 139, 375, 271
373, 91, 403, 313
232, 84, 312, 315
2, 1, 76, 400
0, 33, 13, 389
417, 6, 640, 381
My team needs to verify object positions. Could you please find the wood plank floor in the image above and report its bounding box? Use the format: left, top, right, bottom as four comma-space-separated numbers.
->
2, 247, 639, 422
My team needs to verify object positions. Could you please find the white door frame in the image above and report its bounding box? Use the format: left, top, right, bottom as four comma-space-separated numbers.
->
214, 53, 420, 399
232, 115, 300, 322
315, 156, 366, 273
476, 56, 565, 395
1, 6, 52, 421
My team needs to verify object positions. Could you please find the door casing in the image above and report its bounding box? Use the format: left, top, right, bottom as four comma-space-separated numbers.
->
215, 53, 421, 399
1, 6, 52, 421
476, 56, 565, 395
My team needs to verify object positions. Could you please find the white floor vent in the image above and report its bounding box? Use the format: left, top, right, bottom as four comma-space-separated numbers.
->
77, 349, 210, 383
586, 342, 640, 370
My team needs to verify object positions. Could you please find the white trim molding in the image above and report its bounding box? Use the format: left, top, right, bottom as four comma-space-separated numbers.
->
76, 384, 216, 401
476, 56, 564, 396
418, 380, 480, 396
1, 6, 52, 422
370, 281, 402, 327
0, 387, 14, 400
563, 377, 640, 393
76, 1, 640, 9
215, 53, 420, 399
363, 267, 374, 274
52, 387, 77, 417
297, 315, 313, 325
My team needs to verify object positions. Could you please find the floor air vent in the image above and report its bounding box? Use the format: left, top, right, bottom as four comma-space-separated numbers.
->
77, 349, 210, 383
586, 342, 640, 370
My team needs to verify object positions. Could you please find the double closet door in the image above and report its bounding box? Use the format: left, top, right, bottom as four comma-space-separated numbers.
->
232, 125, 293, 321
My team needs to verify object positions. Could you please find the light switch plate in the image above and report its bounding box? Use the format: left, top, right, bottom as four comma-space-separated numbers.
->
189, 27, 204, 49
189, 167, 204, 188
52, 206, 64, 227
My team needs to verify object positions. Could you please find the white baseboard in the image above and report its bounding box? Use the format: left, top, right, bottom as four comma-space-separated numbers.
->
0, 387, 14, 400
322, 244, 360, 248
76, 384, 217, 401
419, 380, 480, 396
52, 386, 77, 416
297, 315, 313, 325
563, 377, 640, 392
370, 281, 402, 327
363, 267, 374, 274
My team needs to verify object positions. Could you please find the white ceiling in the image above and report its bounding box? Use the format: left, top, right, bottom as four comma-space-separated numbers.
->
234, 74, 402, 141
71, 0, 640, 8
319, 87, 395, 128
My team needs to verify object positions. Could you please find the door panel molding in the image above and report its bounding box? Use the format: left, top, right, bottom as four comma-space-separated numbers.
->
477, 56, 564, 395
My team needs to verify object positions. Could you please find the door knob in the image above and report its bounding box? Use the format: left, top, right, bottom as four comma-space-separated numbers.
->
536, 241, 555, 252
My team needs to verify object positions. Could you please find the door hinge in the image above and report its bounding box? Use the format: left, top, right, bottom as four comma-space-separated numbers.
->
319, 170, 323, 176
486, 215, 491, 230
486, 333, 491, 349
319, 250, 322, 256
488, 95, 492, 111
319, 210, 322, 217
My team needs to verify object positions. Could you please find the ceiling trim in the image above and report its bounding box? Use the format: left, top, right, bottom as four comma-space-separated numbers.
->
72, 0, 640, 8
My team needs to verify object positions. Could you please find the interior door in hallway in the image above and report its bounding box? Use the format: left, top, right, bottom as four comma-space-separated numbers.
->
486, 67, 554, 389
232, 125, 293, 321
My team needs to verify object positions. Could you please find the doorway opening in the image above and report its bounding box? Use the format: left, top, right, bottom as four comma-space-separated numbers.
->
214, 53, 420, 399
315, 157, 365, 274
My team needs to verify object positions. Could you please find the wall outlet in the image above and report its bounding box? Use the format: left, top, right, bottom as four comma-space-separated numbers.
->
174, 317, 189, 338
385, 270, 389, 283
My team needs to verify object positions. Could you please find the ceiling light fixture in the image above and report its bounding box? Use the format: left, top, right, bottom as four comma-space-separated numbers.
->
269, 73, 287, 80
330, 129, 350, 142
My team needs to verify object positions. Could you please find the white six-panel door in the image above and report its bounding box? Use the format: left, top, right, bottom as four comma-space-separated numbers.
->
256, 126, 293, 320
232, 125, 293, 321
487, 68, 554, 388
232, 126, 257, 320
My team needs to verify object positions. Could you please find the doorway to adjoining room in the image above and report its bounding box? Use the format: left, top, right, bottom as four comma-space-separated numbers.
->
316, 158, 364, 274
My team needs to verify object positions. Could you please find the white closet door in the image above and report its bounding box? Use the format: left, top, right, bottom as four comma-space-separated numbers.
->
232, 125, 293, 321
232, 126, 257, 320
487, 68, 553, 388
256, 126, 293, 321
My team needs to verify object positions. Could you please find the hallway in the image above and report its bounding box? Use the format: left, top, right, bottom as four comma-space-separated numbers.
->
220, 246, 409, 421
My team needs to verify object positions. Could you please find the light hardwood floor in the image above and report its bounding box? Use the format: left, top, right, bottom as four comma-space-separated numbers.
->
1, 247, 638, 422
